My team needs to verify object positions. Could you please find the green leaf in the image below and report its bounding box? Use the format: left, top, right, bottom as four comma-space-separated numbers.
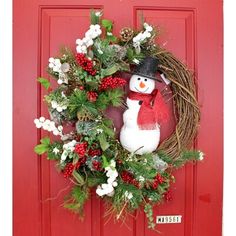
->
127, 48, 134, 61
101, 64, 119, 77
72, 171, 85, 186
107, 89, 124, 107
98, 133, 110, 151
107, 35, 117, 42
102, 125, 115, 138
90, 10, 102, 24
63, 186, 89, 215
34, 144, 49, 155
102, 19, 113, 31
40, 137, 50, 145
37, 77, 50, 90
102, 155, 109, 168
34, 137, 51, 154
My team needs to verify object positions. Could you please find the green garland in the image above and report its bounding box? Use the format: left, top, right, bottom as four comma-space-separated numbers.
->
34, 11, 203, 232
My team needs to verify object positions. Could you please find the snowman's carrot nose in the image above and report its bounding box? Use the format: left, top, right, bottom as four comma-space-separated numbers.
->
139, 81, 146, 88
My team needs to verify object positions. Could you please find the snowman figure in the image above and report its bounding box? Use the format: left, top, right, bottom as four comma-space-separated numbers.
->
120, 57, 169, 155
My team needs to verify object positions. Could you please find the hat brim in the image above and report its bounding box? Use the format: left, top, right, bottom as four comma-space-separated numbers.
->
126, 71, 162, 83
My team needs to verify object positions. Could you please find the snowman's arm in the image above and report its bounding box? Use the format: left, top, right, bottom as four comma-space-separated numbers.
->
123, 110, 138, 127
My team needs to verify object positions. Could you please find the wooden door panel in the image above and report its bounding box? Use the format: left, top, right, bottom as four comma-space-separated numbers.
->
40, 6, 102, 236
135, 8, 195, 236
14, 1, 223, 236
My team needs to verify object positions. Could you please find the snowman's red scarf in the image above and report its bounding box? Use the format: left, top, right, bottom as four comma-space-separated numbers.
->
128, 89, 169, 130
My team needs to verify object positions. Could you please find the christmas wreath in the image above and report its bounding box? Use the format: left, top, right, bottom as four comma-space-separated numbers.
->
34, 11, 203, 231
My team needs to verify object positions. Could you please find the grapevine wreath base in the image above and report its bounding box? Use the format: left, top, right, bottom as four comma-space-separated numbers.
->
34, 11, 203, 231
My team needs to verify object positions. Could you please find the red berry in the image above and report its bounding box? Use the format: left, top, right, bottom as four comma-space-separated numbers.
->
164, 190, 173, 201
76, 53, 97, 76
155, 174, 164, 184
120, 170, 139, 188
116, 159, 123, 165
88, 149, 102, 157
74, 142, 87, 157
87, 91, 98, 102
92, 161, 102, 171
99, 76, 126, 90
152, 181, 159, 190
79, 86, 84, 90
63, 163, 74, 178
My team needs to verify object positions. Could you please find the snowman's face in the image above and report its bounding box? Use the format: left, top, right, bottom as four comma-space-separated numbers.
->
129, 74, 155, 94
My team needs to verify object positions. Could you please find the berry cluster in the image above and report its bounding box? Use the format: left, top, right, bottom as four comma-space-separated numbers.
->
99, 76, 126, 90
74, 142, 88, 157
163, 190, 173, 201
63, 162, 81, 178
120, 170, 140, 188
152, 173, 164, 189
76, 53, 96, 76
92, 160, 102, 171
88, 148, 102, 157
87, 91, 98, 102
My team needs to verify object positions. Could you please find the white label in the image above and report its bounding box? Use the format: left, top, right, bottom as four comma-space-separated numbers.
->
160, 73, 171, 85
156, 215, 182, 224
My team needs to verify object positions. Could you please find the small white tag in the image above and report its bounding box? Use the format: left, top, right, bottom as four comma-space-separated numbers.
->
156, 215, 182, 224
160, 73, 171, 85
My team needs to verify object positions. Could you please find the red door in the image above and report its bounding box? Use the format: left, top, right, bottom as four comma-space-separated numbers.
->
13, 0, 223, 235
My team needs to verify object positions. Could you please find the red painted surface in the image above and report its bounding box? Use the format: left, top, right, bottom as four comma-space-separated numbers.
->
13, 0, 223, 236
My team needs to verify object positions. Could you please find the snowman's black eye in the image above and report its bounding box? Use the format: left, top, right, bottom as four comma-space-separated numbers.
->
144, 78, 147, 81
137, 77, 141, 80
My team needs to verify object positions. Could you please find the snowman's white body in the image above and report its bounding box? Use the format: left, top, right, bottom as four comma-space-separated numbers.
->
120, 74, 160, 155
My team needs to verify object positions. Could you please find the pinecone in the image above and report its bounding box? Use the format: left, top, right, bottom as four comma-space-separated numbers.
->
77, 110, 92, 121
120, 27, 134, 42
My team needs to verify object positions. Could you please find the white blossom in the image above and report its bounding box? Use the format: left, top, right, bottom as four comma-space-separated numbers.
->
57, 79, 63, 85
107, 32, 113, 36
133, 58, 140, 64
48, 58, 69, 84
34, 117, 63, 136
198, 151, 204, 161
76, 24, 102, 54
96, 128, 103, 134
50, 100, 68, 113
143, 22, 153, 32
53, 147, 60, 155
95, 11, 102, 17
132, 22, 153, 53
124, 191, 133, 200
96, 159, 118, 197
61, 150, 68, 162
60, 140, 77, 162
97, 49, 103, 54
58, 125, 63, 132
39, 117, 45, 122
48, 57, 62, 73
138, 176, 145, 182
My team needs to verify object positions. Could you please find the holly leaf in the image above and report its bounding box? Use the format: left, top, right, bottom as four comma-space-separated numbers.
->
102, 19, 113, 31
37, 77, 50, 90
34, 137, 51, 154
40, 137, 50, 145
34, 144, 49, 155
106, 34, 117, 43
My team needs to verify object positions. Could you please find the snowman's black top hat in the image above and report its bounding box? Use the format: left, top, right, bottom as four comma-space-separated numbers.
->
132, 56, 162, 82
